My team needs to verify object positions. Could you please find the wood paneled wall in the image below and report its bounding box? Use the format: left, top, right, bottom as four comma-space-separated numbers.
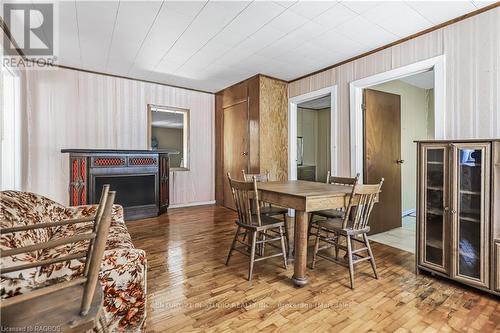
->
259, 76, 288, 181
289, 7, 500, 176
215, 75, 288, 205
23, 67, 215, 206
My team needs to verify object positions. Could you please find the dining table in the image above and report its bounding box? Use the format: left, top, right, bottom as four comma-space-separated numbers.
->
256, 180, 355, 287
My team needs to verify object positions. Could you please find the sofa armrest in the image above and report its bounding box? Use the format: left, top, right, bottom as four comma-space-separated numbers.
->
99, 248, 147, 333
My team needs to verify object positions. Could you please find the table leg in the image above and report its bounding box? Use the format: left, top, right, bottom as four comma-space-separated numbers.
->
292, 210, 309, 287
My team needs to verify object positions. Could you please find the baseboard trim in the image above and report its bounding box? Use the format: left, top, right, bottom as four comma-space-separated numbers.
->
169, 200, 216, 209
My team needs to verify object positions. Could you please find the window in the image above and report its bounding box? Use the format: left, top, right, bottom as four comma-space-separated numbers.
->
1, 64, 21, 190
148, 105, 189, 170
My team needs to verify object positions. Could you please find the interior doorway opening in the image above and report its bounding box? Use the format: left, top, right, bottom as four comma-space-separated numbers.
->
288, 85, 338, 183
365, 70, 435, 253
296, 95, 331, 182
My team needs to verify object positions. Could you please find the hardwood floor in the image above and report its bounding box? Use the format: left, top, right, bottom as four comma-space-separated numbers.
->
126, 205, 500, 333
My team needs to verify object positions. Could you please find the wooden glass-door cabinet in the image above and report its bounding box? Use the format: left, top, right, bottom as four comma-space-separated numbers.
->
417, 140, 499, 296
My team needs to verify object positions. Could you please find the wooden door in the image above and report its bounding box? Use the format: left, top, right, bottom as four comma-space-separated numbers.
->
363, 89, 401, 234
223, 101, 249, 209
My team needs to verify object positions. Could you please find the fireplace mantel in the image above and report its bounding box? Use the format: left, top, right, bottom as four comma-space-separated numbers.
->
61, 149, 178, 220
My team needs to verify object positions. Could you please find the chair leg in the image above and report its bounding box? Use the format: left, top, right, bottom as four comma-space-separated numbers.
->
334, 232, 340, 260
226, 226, 240, 265
363, 233, 378, 279
308, 213, 315, 237
310, 225, 321, 269
283, 213, 290, 253
279, 226, 288, 269
346, 235, 355, 289
248, 231, 257, 281
261, 230, 267, 256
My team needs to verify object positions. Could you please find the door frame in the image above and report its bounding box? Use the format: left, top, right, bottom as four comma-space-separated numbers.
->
288, 85, 338, 181
349, 55, 446, 181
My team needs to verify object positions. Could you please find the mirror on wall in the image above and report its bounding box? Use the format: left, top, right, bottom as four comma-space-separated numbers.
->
148, 105, 189, 170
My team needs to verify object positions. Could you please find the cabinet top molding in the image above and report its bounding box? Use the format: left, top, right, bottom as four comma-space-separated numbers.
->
414, 139, 500, 144
61, 148, 179, 154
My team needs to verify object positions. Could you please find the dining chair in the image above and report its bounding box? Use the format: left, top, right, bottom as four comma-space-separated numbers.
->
241, 170, 290, 251
241, 170, 288, 219
308, 172, 359, 237
309, 179, 384, 289
1, 185, 116, 332
225, 173, 288, 281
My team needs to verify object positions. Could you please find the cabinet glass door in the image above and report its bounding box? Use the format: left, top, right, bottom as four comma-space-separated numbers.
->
420, 145, 448, 273
452, 143, 490, 287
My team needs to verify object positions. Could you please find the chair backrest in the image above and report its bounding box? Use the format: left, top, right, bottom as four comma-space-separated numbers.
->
228, 173, 262, 227
342, 179, 384, 230
326, 171, 360, 186
241, 170, 270, 182
0, 185, 116, 316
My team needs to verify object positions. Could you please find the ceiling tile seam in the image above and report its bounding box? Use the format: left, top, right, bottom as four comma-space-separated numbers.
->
104, 0, 121, 70
194, 1, 297, 77
74, 0, 83, 67
152, 1, 210, 71
125, 0, 166, 75
173, 0, 255, 74
403, 1, 437, 26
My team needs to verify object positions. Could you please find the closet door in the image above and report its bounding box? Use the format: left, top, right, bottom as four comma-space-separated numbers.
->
419, 143, 450, 274
451, 143, 490, 288
223, 101, 249, 209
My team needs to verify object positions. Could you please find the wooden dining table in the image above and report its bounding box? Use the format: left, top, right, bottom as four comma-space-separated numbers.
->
257, 180, 354, 287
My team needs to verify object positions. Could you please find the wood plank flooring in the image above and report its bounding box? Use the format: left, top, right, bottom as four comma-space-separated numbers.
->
126, 205, 500, 333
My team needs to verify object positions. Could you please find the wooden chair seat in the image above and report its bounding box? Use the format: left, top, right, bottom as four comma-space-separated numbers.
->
236, 214, 285, 231
314, 218, 370, 235
259, 205, 288, 217
2, 284, 103, 333
313, 209, 345, 219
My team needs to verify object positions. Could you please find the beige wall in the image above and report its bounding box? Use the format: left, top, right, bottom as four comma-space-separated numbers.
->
370, 80, 434, 214
152, 127, 183, 167
23, 67, 215, 206
297, 107, 330, 181
289, 8, 500, 177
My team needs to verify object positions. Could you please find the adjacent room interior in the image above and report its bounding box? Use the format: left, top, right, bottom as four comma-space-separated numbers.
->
1, 1, 499, 332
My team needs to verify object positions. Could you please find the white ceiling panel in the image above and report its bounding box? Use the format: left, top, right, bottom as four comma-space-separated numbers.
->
333, 15, 398, 47
75, 1, 119, 70
105, 1, 163, 73
57, 1, 82, 68
405, 1, 477, 25
313, 3, 358, 29
362, 2, 433, 38
340, 1, 381, 14
289, 1, 339, 19
39, 0, 489, 92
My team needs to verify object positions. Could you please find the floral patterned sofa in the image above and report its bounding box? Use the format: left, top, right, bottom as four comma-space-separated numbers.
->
0, 191, 147, 332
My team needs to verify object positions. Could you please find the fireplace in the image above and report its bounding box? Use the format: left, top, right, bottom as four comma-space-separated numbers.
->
94, 174, 156, 207
62, 149, 176, 220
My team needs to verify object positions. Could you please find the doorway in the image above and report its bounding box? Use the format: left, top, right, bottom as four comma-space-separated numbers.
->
350, 56, 445, 253
288, 86, 338, 182
296, 95, 331, 182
